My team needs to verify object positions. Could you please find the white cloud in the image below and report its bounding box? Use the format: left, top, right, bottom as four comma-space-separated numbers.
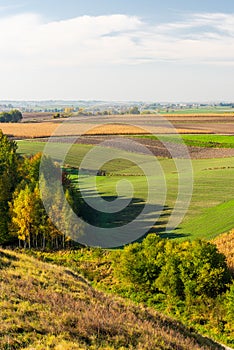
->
0, 12, 234, 70
0, 14, 143, 66
0, 11, 234, 101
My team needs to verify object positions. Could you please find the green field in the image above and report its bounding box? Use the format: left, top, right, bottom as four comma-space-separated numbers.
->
133, 134, 234, 148
77, 159, 234, 241
159, 107, 234, 114
17, 141, 149, 174
17, 140, 234, 241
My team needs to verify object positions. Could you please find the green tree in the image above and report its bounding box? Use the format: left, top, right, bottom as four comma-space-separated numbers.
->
0, 110, 22, 123
129, 106, 140, 114
225, 282, 234, 332
9, 109, 23, 122
0, 130, 19, 243
156, 241, 184, 298
9, 152, 82, 249
179, 240, 231, 300
116, 235, 231, 301
117, 234, 165, 292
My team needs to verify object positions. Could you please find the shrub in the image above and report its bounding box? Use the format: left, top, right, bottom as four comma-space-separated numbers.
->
116, 235, 231, 301
116, 235, 166, 292
179, 240, 231, 300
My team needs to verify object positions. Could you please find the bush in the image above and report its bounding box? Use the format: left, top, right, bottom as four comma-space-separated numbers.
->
116, 235, 231, 300
179, 240, 231, 300
225, 282, 234, 330
116, 235, 166, 292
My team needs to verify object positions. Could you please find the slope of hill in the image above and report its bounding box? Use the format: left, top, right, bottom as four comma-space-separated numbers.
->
213, 229, 234, 275
0, 249, 225, 350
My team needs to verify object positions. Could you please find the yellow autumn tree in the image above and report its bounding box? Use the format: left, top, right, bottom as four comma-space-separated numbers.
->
10, 185, 42, 248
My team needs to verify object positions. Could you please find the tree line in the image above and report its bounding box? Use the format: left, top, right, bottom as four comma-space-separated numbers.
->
0, 130, 81, 249
0, 109, 22, 122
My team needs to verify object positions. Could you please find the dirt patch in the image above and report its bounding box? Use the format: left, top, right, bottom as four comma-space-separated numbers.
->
132, 138, 234, 159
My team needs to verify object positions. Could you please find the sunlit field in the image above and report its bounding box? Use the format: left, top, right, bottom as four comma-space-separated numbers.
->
17, 139, 234, 241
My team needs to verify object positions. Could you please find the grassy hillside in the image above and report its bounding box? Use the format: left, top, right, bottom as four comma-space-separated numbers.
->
0, 248, 223, 350
174, 158, 234, 240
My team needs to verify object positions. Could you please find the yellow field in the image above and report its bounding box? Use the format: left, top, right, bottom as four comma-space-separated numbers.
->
0, 122, 210, 138
0, 123, 57, 138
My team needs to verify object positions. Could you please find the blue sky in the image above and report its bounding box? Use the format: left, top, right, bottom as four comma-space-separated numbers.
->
2, 0, 234, 21
0, 0, 234, 101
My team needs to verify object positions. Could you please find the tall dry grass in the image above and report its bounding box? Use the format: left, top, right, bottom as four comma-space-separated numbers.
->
213, 229, 234, 275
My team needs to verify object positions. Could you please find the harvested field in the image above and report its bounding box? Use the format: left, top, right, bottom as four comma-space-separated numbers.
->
22, 112, 234, 122
0, 122, 209, 138
0, 122, 58, 138
1, 113, 234, 138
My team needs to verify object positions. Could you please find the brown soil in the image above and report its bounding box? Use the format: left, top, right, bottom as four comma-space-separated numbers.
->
35, 135, 234, 159
2, 114, 234, 158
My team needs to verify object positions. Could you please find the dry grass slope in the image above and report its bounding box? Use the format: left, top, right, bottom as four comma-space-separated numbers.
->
213, 229, 234, 275
0, 249, 223, 350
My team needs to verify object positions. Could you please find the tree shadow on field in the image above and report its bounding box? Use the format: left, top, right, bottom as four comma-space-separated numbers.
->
158, 230, 190, 240
76, 179, 189, 247
134, 207, 190, 244
79, 189, 152, 229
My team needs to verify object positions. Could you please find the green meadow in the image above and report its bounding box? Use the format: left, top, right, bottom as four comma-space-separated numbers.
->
17, 140, 234, 241
133, 134, 234, 148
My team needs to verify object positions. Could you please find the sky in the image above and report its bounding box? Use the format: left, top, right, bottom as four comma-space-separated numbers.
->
0, 0, 234, 102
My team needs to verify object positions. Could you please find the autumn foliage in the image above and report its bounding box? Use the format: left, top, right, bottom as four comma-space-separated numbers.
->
0, 131, 80, 249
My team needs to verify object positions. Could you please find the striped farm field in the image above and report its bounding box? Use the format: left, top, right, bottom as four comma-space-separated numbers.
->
2, 112, 234, 138
134, 134, 234, 148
